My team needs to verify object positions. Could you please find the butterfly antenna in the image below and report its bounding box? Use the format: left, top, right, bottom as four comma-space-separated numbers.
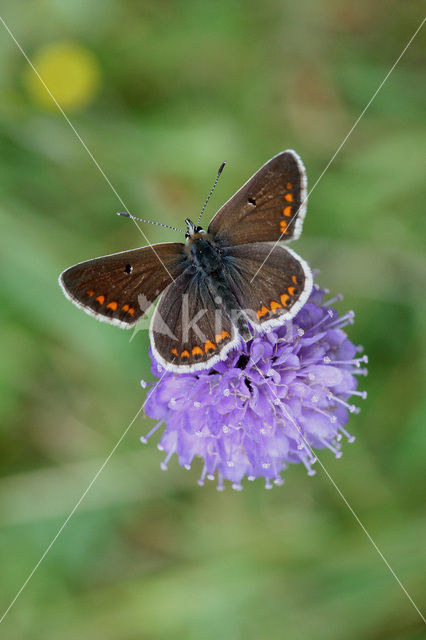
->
196, 161, 226, 226
116, 212, 184, 234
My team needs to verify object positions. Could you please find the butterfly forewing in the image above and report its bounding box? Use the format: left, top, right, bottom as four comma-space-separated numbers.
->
59, 242, 186, 327
150, 269, 240, 372
208, 150, 307, 246
223, 242, 313, 330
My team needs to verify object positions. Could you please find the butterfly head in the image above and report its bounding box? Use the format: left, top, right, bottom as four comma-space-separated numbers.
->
185, 218, 205, 242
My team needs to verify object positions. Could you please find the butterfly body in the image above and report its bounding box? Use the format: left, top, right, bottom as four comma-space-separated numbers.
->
59, 150, 313, 372
185, 227, 221, 274
184, 220, 253, 340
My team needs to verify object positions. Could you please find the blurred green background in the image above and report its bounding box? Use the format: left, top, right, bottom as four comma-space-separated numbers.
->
0, 1, 425, 638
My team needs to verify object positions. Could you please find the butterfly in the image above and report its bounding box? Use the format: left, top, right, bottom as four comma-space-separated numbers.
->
59, 150, 313, 372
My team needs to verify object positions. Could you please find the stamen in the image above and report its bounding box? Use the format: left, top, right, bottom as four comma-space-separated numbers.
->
350, 389, 368, 399
339, 426, 356, 443
216, 474, 225, 491
325, 310, 355, 330
327, 392, 360, 414
324, 355, 368, 367
321, 438, 342, 458
160, 450, 174, 470
310, 405, 338, 423
300, 453, 316, 475
140, 420, 163, 444
353, 368, 368, 376
324, 294, 343, 306
198, 466, 208, 486
309, 309, 335, 333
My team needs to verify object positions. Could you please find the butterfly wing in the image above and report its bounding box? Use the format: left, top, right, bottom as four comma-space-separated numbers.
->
208, 150, 307, 245
223, 242, 313, 330
150, 268, 240, 372
59, 243, 186, 328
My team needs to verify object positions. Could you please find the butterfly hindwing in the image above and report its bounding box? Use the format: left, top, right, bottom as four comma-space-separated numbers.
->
59, 242, 186, 327
208, 150, 307, 246
150, 268, 240, 372
223, 242, 313, 330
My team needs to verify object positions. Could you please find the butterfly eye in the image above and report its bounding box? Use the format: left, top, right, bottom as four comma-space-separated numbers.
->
124, 264, 133, 274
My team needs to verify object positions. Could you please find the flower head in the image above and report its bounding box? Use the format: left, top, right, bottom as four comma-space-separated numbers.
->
142, 282, 367, 490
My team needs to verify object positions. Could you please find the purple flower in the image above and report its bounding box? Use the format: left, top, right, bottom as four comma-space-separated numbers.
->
142, 282, 368, 490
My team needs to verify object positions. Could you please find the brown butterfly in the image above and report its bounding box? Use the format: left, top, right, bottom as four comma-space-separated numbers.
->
59, 150, 312, 372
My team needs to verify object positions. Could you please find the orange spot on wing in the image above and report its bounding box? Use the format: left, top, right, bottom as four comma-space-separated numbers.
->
122, 304, 129, 312
216, 330, 230, 344
284, 193, 293, 202
257, 305, 269, 319
270, 301, 282, 313
204, 340, 216, 353
282, 206, 292, 217
127, 307, 135, 317
106, 301, 118, 311
287, 286, 296, 296
280, 293, 289, 306
192, 346, 203, 357
286, 182, 293, 190
95, 295, 105, 305
280, 220, 289, 234
291, 275, 298, 285
171, 348, 178, 356
181, 350, 190, 359
86, 290, 95, 297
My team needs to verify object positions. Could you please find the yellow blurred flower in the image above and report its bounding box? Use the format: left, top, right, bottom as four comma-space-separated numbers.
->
25, 42, 101, 111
